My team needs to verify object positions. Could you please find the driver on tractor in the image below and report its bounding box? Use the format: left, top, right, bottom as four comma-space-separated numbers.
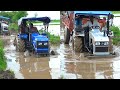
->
29, 23, 39, 33
82, 16, 101, 29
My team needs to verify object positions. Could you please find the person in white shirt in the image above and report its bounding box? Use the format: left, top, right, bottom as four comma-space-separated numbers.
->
82, 16, 101, 29
109, 14, 114, 26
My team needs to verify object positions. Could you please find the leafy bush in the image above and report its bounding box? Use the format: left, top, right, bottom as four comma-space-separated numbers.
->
0, 40, 7, 71
110, 26, 120, 45
8, 23, 18, 32
39, 29, 60, 44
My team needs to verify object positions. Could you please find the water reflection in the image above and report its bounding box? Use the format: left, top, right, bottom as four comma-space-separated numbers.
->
60, 43, 120, 79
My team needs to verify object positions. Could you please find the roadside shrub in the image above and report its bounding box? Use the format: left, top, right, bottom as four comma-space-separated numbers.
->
110, 26, 120, 45
8, 23, 18, 32
0, 40, 7, 71
39, 29, 60, 45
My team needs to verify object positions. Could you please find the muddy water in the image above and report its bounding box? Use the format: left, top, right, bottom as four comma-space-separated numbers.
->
3, 35, 60, 79
1, 23, 120, 79
60, 27, 120, 79
2, 35, 120, 79
60, 43, 120, 79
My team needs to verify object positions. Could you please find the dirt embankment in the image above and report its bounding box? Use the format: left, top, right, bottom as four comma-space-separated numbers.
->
0, 36, 16, 79
0, 70, 16, 79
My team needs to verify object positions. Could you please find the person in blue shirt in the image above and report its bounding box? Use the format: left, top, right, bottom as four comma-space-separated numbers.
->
75, 15, 82, 31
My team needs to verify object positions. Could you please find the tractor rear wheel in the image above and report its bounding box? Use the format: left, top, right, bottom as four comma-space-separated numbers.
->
73, 36, 83, 52
17, 39, 25, 52
64, 28, 70, 44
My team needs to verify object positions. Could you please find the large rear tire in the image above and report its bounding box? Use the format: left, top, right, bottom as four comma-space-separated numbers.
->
15, 37, 25, 52
17, 39, 25, 52
73, 36, 83, 52
64, 28, 70, 44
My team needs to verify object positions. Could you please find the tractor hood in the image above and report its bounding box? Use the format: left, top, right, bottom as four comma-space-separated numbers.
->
31, 33, 49, 42
34, 35, 48, 41
90, 29, 109, 42
1, 23, 8, 27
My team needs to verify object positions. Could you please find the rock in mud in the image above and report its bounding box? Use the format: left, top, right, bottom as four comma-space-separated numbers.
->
24, 50, 31, 57
50, 50, 59, 55
50, 50, 55, 55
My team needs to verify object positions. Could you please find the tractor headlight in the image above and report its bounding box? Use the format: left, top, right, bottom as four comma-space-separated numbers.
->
38, 42, 42, 45
95, 42, 100, 45
44, 42, 48, 45
104, 42, 109, 45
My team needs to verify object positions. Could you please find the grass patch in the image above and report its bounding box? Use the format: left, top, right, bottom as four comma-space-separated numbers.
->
32, 19, 60, 25
0, 40, 7, 71
48, 33, 60, 45
110, 26, 120, 45
39, 30, 60, 45
8, 23, 18, 32
112, 11, 120, 14
51, 20, 60, 23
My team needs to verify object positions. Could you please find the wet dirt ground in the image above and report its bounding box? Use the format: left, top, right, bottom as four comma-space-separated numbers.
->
0, 29, 120, 79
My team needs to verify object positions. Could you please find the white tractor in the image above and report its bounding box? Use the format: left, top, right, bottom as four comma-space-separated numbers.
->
62, 11, 116, 58
0, 23, 10, 35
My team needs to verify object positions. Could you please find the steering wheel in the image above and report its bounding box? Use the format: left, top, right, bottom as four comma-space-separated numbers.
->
90, 26, 100, 29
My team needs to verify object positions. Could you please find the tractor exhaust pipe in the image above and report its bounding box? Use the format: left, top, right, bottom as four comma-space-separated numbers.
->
103, 30, 106, 37
107, 13, 110, 36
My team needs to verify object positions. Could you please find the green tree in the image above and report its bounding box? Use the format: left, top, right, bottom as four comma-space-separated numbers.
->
0, 11, 28, 22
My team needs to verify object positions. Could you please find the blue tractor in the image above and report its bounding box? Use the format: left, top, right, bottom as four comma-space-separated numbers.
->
14, 17, 51, 56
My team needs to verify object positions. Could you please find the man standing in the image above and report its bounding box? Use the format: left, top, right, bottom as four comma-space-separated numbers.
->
109, 14, 114, 26
43, 17, 51, 32
43, 22, 49, 32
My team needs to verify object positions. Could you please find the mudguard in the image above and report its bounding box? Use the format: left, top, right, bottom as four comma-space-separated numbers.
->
18, 34, 28, 39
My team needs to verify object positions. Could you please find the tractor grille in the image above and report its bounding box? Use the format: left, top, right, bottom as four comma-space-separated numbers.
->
37, 41, 49, 48
95, 47, 108, 52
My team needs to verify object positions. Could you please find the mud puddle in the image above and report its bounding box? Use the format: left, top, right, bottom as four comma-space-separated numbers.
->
60, 42, 120, 79
2, 35, 61, 79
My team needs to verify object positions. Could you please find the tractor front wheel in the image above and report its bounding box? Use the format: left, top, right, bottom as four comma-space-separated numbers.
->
73, 37, 83, 52
17, 39, 25, 52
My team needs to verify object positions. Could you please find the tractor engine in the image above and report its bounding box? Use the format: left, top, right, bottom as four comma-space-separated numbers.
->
89, 28, 110, 56
31, 33, 49, 54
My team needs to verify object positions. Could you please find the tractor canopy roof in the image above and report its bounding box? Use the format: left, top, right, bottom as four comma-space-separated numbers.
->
74, 11, 112, 16
0, 16, 10, 20
18, 17, 51, 26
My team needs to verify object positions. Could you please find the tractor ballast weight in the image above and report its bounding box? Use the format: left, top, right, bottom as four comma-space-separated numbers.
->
61, 11, 116, 58
15, 17, 51, 55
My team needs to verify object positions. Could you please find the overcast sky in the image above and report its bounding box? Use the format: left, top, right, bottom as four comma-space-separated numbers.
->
27, 11, 60, 20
